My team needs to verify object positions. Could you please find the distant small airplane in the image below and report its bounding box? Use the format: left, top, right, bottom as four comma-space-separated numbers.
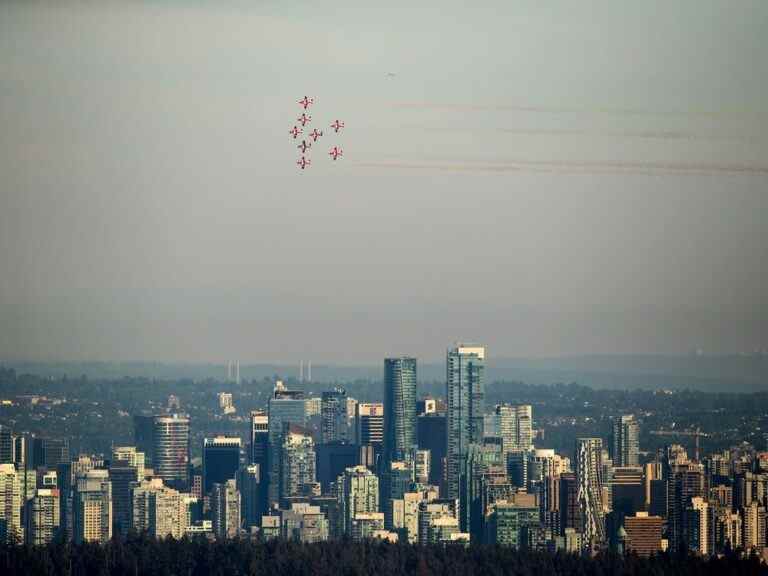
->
328, 146, 343, 161
298, 96, 314, 109
386, 72, 397, 78
297, 113, 311, 126
308, 129, 324, 142
289, 126, 302, 139
330, 119, 345, 133
297, 156, 311, 170
297, 140, 311, 154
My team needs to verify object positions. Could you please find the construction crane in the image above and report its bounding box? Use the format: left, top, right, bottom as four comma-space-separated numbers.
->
650, 427, 710, 461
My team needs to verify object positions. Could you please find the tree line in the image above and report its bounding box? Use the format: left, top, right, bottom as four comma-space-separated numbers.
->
1, 534, 767, 576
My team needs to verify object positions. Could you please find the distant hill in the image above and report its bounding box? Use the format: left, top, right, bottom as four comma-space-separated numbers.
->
3, 354, 766, 392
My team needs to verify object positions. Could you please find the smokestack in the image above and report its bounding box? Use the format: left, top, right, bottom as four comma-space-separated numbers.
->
300, 360, 304, 383
236, 361, 240, 385
227, 361, 232, 381
308, 360, 312, 382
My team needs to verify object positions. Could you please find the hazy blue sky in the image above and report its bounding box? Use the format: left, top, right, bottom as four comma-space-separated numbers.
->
1, 1, 766, 364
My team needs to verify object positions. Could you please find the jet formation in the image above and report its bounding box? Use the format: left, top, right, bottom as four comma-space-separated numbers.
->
290, 97, 343, 170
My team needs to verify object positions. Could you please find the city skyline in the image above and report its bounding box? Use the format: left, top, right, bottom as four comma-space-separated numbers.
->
1, 0, 767, 570
2, 344, 768, 557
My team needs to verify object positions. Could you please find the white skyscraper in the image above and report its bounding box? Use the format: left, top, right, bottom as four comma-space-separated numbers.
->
496, 404, 534, 453
131, 478, 187, 539
338, 465, 379, 536
0, 464, 22, 544
73, 469, 112, 544
576, 438, 605, 548
25, 488, 60, 545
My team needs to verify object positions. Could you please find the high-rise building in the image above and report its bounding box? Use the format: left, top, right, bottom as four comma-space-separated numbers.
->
355, 402, 384, 447
743, 501, 767, 551
0, 426, 12, 464
391, 491, 422, 543
316, 442, 359, 492
575, 438, 605, 547
355, 402, 384, 468
153, 414, 190, 491
211, 479, 240, 539
446, 345, 485, 500
506, 450, 529, 489
249, 410, 269, 477
714, 509, 742, 552
496, 404, 534, 454
418, 499, 459, 546
218, 392, 235, 415
133, 415, 156, 467
417, 413, 447, 489
280, 502, 329, 543
350, 512, 385, 541
109, 459, 139, 536
131, 478, 186, 539
112, 447, 145, 479
12, 435, 30, 471
321, 388, 349, 444
73, 469, 112, 544
455, 441, 501, 537
267, 381, 306, 506
203, 436, 241, 495
338, 465, 379, 536
485, 502, 540, 548
25, 488, 60, 545
280, 424, 316, 502
380, 460, 413, 529
622, 512, 663, 557
685, 496, 713, 556
414, 450, 431, 485
58, 455, 104, 542
237, 464, 263, 530
0, 464, 22, 544
32, 438, 69, 470
304, 397, 321, 418
612, 415, 640, 467
383, 357, 417, 463
610, 467, 645, 517
667, 462, 705, 553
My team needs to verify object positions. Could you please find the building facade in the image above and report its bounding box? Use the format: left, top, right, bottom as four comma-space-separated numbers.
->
73, 469, 112, 544
211, 479, 240, 539
446, 345, 485, 501
575, 438, 605, 548
153, 414, 190, 491
383, 357, 417, 463
612, 415, 640, 467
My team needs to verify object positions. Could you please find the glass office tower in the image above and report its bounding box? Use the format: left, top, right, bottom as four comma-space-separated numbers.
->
383, 357, 417, 463
445, 345, 485, 500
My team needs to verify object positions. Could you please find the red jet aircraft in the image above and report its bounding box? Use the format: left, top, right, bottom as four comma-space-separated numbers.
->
289, 126, 302, 139
297, 140, 311, 154
330, 120, 345, 133
328, 146, 343, 161
298, 96, 314, 109
296, 156, 311, 170
297, 113, 311, 126
308, 129, 324, 142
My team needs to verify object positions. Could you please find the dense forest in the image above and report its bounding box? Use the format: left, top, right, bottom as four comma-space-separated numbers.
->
1, 536, 767, 576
